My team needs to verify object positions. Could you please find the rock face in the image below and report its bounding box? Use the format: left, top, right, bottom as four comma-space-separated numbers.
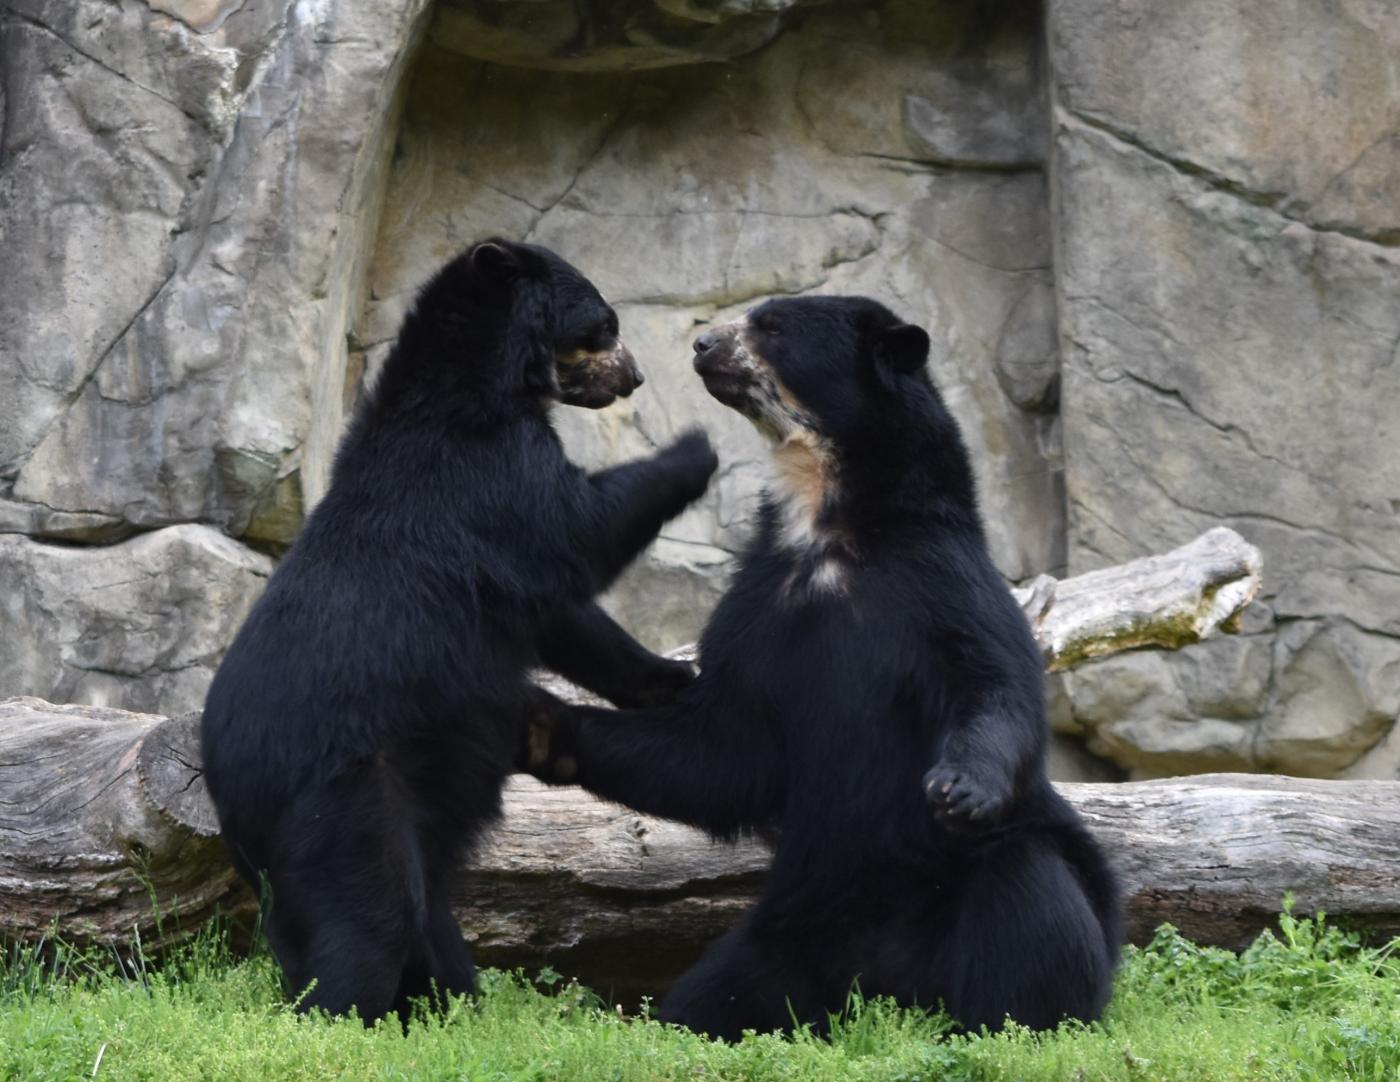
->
367, 0, 1061, 647
0, 0, 1394, 779
0, 527, 271, 715
1047, 0, 1400, 778
0, 0, 436, 545
429, 0, 801, 71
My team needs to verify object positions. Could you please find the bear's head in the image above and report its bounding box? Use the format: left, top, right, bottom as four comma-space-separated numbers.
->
469, 239, 644, 409
691, 296, 931, 443
692, 296, 976, 555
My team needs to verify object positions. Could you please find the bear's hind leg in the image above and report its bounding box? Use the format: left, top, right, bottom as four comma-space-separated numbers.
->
262, 851, 412, 1024
284, 914, 409, 1023
659, 920, 829, 1041
263, 776, 429, 1024
424, 896, 477, 999
392, 895, 477, 1020
936, 834, 1115, 1033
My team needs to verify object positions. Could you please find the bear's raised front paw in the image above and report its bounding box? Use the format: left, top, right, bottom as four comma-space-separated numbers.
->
922, 763, 1012, 833
664, 429, 719, 496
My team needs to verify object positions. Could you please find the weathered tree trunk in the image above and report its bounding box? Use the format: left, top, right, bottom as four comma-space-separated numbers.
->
8, 526, 1378, 997
0, 702, 234, 943
463, 774, 1400, 999
3, 698, 1398, 992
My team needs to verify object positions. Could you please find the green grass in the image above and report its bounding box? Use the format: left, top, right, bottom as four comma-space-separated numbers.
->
2, 903, 1396, 1081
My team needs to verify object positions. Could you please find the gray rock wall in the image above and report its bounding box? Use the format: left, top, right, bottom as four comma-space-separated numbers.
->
0, 526, 271, 714
1047, 0, 1400, 778
0, 0, 1394, 779
364, 0, 1061, 648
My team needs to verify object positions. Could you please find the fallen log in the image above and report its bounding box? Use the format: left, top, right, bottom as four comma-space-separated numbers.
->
6, 525, 1356, 996
463, 774, 1400, 1000
0, 701, 234, 944
3, 702, 1396, 1000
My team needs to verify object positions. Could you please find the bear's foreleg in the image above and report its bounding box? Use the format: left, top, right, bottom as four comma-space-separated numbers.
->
537, 601, 695, 707
923, 684, 1045, 834
524, 684, 780, 839
582, 430, 717, 587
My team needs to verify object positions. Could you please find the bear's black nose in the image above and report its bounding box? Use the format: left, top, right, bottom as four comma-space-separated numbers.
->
693, 331, 719, 355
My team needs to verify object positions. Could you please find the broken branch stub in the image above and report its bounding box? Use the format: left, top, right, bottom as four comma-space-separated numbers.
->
1012, 526, 1263, 671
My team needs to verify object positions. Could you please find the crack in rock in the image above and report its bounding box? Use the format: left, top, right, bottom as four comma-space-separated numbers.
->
1059, 107, 1400, 251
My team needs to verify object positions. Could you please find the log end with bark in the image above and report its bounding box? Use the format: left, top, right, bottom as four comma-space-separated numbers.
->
0, 700, 247, 945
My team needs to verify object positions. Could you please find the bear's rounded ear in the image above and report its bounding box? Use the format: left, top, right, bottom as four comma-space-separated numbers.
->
471, 240, 521, 280
878, 323, 930, 375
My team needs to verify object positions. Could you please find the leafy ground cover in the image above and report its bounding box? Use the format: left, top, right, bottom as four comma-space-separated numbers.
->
2, 903, 1396, 1081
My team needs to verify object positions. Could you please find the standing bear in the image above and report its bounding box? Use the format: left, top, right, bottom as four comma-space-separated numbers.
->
527, 295, 1121, 1038
202, 239, 718, 1023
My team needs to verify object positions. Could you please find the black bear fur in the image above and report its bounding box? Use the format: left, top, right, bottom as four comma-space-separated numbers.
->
528, 295, 1121, 1038
201, 239, 717, 1023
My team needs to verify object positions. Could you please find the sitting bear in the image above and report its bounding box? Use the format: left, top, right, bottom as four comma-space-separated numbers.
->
526, 296, 1121, 1038
201, 239, 718, 1023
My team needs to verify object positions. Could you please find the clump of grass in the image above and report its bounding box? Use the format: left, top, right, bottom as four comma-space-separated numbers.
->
1, 902, 1396, 1081
1117, 896, 1399, 1014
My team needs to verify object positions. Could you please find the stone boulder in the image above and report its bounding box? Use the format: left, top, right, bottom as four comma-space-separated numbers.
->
0, 526, 271, 716
430, 0, 801, 72
0, 0, 436, 548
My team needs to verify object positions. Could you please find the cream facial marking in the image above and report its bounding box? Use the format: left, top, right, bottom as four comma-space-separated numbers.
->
694, 313, 847, 583
556, 339, 634, 377
554, 336, 643, 406
697, 318, 813, 442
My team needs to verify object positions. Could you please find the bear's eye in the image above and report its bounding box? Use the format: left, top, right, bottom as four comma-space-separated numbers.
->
567, 320, 614, 353
753, 315, 781, 337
